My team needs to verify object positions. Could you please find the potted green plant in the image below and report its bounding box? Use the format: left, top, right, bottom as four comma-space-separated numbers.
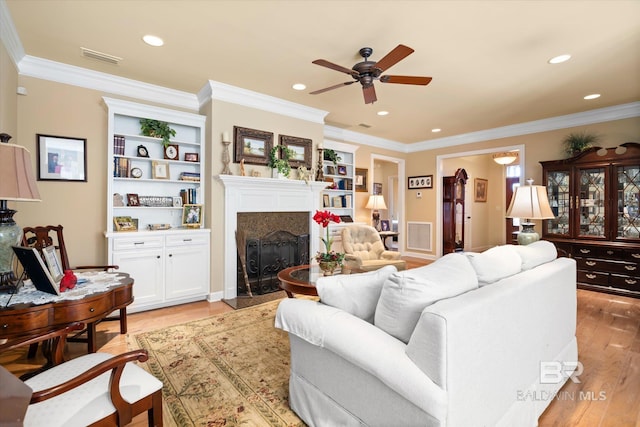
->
563, 132, 600, 157
323, 148, 341, 166
140, 118, 176, 147
268, 145, 295, 178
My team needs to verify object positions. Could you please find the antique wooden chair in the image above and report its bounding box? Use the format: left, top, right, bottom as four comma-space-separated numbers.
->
21, 225, 126, 354
0, 322, 163, 426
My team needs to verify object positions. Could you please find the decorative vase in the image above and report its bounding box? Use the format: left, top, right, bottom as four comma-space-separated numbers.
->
319, 260, 339, 276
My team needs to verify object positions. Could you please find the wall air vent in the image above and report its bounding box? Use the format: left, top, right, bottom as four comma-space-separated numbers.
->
80, 47, 122, 65
407, 221, 432, 251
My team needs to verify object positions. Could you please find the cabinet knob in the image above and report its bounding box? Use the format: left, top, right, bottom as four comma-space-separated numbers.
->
580, 249, 591, 254
586, 261, 596, 266
625, 279, 637, 285
89, 307, 95, 312
625, 265, 636, 271
586, 274, 596, 279
2, 324, 8, 329
632, 253, 640, 259
156, 255, 160, 259
169, 254, 173, 257
606, 250, 614, 255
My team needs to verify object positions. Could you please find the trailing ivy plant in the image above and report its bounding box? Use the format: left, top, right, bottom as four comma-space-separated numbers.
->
323, 148, 341, 166
562, 132, 600, 157
268, 145, 296, 177
140, 118, 176, 147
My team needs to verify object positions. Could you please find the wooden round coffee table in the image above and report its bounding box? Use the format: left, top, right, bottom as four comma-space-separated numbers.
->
278, 264, 328, 297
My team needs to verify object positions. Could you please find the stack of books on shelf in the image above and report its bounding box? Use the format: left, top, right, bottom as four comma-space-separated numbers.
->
180, 172, 200, 182
180, 187, 200, 205
113, 157, 130, 177
113, 135, 126, 155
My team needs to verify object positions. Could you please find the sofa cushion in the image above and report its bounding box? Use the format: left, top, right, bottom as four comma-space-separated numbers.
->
513, 240, 557, 270
316, 265, 398, 323
374, 253, 478, 343
466, 245, 522, 284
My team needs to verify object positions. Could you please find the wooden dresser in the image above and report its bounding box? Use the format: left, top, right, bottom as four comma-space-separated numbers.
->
541, 142, 640, 298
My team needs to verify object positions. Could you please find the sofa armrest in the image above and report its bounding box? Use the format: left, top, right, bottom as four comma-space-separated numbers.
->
275, 298, 447, 419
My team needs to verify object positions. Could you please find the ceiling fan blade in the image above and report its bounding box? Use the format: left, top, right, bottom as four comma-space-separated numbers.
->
310, 81, 356, 95
374, 44, 414, 73
362, 85, 377, 104
312, 59, 359, 76
380, 75, 432, 85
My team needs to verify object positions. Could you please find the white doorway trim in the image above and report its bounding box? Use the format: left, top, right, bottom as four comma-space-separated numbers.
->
435, 144, 525, 257
371, 153, 405, 254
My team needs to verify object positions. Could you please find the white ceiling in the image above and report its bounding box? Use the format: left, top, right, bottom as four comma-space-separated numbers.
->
4, 0, 640, 144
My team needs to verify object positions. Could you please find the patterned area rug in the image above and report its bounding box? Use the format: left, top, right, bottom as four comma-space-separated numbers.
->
129, 299, 305, 426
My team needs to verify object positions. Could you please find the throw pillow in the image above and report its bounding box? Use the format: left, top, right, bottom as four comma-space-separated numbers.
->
374, 253, 478, 343
316, 265, 398, 323
513, 240, 557, 270
465, 245, 522, 284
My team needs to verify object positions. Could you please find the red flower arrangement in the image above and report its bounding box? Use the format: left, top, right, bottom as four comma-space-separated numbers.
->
313, 210, 345, 264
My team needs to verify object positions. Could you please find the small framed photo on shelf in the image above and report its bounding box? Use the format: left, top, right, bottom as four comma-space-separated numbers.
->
408, 175, 433, 189
182, 204, 203, 228
323, 194, 330, 207
337, 165, 347, 175
126, 193, 140, 206
151, 161, 170, 179
172, 196, 183, 207
184, 152, 199, 162
113, 216, 137, 232
326, 165, 336, 175
36, 134, 87, 182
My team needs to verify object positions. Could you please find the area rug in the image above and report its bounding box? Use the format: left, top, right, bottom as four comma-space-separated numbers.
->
129, 299, 305, 426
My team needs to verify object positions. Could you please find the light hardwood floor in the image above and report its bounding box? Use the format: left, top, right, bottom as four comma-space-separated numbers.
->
2, 259, 639, 426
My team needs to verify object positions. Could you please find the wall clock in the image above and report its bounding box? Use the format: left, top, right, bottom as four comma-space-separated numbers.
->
164, 144, 179, 160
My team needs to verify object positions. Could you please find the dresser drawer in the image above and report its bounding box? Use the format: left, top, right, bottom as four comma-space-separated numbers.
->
576, 257, 639, 275
610, 274, 640, 292
113, 236, 164, 251
577, 270, 609, 286
166, 233, 209, 247
0, 308, 51, 338
574, 245, 624, 259
53, 294, 113, 323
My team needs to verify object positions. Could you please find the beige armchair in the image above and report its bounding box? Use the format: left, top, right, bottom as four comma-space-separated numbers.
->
341, 225, 407, 273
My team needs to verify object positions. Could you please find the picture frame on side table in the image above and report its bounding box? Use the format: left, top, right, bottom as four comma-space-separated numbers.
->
380, 220, 390, 231
182, 204, 203, 228
233, 126, 273, 165
279, 134, 312, 168
151, 161, 170, 179
355, 168, 368, 192
408, 175, 433, 189
42, 245, 64, 282
475, 178, 488, 202
36, 134, 87, 182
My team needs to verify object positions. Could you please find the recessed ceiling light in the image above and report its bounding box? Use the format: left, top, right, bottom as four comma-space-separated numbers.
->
584, 93, 601, 100
143, 35, 164, 47
432, 128, 441, 133
292, 83, 306, 91
548, 54, 571, 64
377, 111, 389, 116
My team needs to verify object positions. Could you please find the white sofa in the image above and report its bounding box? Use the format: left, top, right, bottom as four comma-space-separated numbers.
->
275, 241, 578, 427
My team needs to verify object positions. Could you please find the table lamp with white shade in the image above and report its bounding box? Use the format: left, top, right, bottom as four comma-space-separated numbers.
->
365, 194, 387, 231
506, 179, 555, 245
0, 133, 41, 292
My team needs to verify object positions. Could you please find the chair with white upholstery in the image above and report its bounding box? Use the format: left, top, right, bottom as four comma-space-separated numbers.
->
341, 225, 407, 273
0, 323, 163, 426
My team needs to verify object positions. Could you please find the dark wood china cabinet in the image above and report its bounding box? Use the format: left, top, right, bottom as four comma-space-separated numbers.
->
541, 142, 640, 298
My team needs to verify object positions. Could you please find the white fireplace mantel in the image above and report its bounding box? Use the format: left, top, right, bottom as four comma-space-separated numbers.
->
217, 175, 327, 299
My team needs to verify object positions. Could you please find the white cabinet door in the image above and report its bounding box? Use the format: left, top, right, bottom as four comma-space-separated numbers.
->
113, 248, 164, 311
165, 243, 209, 301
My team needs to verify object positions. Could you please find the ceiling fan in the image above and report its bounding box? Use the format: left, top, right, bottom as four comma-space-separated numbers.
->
310, 44, 432, 104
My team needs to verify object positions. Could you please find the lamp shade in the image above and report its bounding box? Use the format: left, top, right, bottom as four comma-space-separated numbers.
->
492, 152, 519, 165
0, 143, 41, 201
506, 181, 554, 220
365, 194, 387, 210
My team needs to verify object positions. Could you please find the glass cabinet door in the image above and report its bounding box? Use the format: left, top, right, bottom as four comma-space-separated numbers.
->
577, 167, 606, 238
545, 170, 570, 236
617, 165, 640, 240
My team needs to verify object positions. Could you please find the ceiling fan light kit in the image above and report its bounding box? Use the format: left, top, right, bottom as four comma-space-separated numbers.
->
310, 44, 432, 104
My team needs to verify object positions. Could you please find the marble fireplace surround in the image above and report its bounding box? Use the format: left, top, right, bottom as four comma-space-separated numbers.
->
218, 175, 326, 299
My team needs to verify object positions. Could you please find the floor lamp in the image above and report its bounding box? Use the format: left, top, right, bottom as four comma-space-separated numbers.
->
0, 133, 41, 292
365, 194, 387, 231
506, 179, 554, 245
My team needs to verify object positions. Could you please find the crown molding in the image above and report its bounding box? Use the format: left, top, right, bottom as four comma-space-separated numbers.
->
18, 56, 199, 111
324, 126, 408, 152
408, 102, 640, 152
0, 0, 25, 65
199, 80, 328, 124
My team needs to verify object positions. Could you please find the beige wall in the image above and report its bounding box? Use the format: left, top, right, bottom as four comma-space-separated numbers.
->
0, 41, 18, 137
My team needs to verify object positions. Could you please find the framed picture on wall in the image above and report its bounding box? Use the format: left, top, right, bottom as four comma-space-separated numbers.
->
36, 134, 87, 182
475, 178, 488, 202
233, 126, 273, 165
408, 175, 433, 189
355, 168, 368, 192
279, 134, 312, 168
